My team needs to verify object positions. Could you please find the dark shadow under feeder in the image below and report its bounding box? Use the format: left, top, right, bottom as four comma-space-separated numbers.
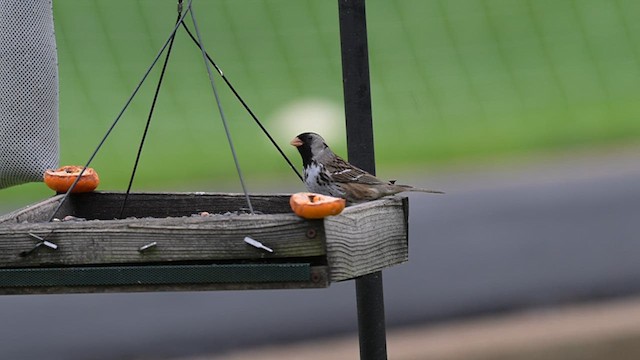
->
0, 192, 409, 294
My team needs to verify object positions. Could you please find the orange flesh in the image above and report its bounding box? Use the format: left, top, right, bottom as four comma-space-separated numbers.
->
290, 192, 346, 219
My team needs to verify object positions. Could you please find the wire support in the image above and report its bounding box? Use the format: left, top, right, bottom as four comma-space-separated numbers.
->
119, 9, 182, 218
46, 0, 195, 223
180, 22, 303, 182
187, 1, 254, 214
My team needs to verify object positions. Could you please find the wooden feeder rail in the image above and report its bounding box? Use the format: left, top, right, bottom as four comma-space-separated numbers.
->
0, 192, 409, 295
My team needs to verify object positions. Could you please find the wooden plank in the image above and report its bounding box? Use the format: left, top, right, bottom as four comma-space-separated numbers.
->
66, 192, 293, 219
0, 266, 330, 295
324, 196, 408, 282
0, 192, 293, 223
0, 195, 68, 224
0, 214, 326, 267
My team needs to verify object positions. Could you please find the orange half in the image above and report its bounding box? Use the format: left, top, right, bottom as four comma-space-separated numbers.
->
289, 192, 346, 219
43, 165, 100, 193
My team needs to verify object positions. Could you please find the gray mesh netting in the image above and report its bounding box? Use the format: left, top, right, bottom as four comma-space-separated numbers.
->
0, 0, 59, 189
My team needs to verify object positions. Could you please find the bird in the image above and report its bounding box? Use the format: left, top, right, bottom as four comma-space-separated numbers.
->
290, 132, 443, 203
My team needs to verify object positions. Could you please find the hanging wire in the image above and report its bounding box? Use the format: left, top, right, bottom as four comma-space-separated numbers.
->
187, 1, 254, 214
46, 0, 195, 223
179, 22, 303, 182
119, 6, 183, 218
46, 0, 303, 224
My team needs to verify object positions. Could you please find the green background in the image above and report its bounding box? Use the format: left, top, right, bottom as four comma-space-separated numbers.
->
2, 0, 640, 209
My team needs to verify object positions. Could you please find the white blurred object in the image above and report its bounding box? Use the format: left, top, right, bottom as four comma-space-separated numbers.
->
271, 98, 344, 146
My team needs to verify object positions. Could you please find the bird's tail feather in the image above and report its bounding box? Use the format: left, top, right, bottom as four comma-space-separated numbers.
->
408, 188, 445, 194
397, 184, 445, 194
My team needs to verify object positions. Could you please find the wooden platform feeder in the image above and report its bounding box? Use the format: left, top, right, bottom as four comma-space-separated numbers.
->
0, 192, 408, 295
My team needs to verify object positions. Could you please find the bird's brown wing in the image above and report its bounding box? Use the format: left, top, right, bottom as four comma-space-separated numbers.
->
325, 155, 386, 185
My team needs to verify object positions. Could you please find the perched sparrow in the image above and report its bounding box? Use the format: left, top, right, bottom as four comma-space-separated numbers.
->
290, 132, 443, 203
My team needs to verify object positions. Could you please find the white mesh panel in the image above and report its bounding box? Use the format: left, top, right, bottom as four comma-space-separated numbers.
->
0, 0, 59, 189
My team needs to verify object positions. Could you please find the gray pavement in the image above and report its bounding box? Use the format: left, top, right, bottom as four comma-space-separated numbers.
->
0, 148, 639, 360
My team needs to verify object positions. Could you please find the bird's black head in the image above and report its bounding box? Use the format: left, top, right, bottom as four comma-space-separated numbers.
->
290, 132, 329, 167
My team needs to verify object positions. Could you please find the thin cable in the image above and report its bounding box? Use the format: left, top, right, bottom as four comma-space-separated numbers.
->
188, 2, 254, 214
119, 9, 182, 218
180, 22, 303, 182
46, 0, 194, 222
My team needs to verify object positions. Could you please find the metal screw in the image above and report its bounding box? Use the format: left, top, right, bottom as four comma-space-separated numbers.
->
244, 237, 273, 253
311, 272, 322, 283
138, 242, 157, 253
306, 228, 317, 239
19, 233, 58, 257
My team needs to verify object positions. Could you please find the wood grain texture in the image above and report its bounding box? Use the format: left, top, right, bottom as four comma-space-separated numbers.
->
0, 195, 68, 224
0, 214, 325, 267
67, 192, 293, 219
325, 196, 409, 282
0, 192, 410, 292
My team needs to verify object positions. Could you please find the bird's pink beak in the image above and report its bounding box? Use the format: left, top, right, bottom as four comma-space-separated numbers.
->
290, 137, 303, 147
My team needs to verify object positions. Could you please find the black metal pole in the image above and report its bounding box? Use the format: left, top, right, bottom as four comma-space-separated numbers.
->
338, 1, 388, 359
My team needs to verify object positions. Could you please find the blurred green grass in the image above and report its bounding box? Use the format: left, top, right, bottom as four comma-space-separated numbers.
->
3, 0, 640, 208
